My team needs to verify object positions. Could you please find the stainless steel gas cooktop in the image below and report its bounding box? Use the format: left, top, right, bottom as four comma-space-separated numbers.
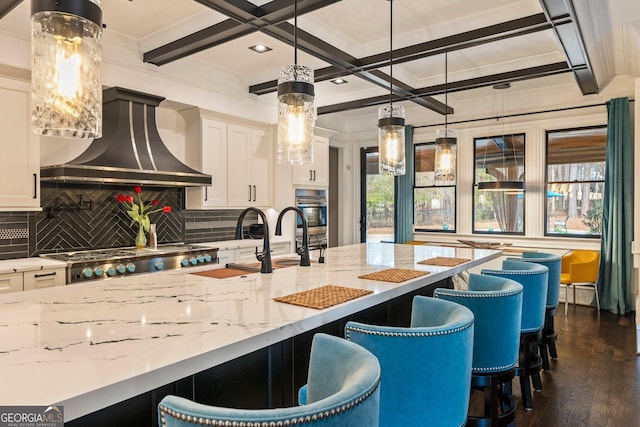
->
41, 244, 219, 283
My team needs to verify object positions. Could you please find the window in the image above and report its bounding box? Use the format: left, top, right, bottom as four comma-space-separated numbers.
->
414, 143, 455, 232
545, 127, 606, 237
473, 133, 525, 234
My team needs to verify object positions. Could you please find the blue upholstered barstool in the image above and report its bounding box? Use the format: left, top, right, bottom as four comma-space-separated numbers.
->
483, 260, 548, 411
507, 252, 561, 370
435, 273, 523, 427
345, 296, 474, 427
158, 334, 381, 427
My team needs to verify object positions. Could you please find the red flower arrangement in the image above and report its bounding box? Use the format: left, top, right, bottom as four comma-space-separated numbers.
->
116, 186, 172, 234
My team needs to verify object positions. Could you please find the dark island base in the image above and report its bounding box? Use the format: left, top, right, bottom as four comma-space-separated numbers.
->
67, 278, 452, 427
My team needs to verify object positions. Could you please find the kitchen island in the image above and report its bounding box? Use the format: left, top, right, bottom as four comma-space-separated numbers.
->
0, 243, 500, 424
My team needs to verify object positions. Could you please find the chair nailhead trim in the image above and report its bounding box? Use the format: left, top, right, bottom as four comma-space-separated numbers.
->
345, 320, 473, 339
483, 269, 543, 276
434, 289, 521, 298
473, 362, 517, 372
158, 379, 380, 426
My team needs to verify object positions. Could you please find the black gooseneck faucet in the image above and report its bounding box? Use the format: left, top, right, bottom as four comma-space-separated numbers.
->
235, 207, 272, 273
275, 207, 310, 267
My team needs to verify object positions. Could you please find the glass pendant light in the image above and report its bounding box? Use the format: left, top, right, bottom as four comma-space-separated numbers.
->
277, 0, 315, 164
478, 83, 525, 192
378, 0, 405, 176
31, 0, 103, 138
434, 52, 456, 185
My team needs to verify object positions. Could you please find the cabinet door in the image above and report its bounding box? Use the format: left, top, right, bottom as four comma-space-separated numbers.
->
292, 135, 328, 187
0, 79, 39, 210
185, 118, 227, 209
23, 268, 66, 291
0, 272, 22, 294
250, 128, 273, 207
227, 124, 252, 206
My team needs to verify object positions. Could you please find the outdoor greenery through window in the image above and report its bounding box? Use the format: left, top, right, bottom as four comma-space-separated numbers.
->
473, 133, 525, 234
414, 143, 455, 231
546, 126, 606, 237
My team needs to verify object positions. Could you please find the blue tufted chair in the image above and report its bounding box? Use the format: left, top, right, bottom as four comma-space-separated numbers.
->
482, 260, 548, 411
158, 334, 381, 427
345, 296, 474, 427
506, 252, 562, 371
434, 273, 523, 426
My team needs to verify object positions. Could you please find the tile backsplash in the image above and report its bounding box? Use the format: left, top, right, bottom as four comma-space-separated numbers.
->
0, 185, 259, 260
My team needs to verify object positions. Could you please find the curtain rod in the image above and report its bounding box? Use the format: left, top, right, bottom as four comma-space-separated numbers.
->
413, 99, 635, 129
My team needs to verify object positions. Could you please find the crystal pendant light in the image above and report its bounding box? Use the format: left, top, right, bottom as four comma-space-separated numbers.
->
31, 0, 103, 138
378, 0, 405, 176
434, 52, 456, 185
277, 0, 315, 164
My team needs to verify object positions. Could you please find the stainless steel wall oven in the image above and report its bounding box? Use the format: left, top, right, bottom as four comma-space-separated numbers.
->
295, 188, 327, 249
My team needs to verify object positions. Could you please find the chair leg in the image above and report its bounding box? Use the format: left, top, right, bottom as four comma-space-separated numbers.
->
593, 285, 601, 315
564, 285, 569, 316
547, 308, 558, 359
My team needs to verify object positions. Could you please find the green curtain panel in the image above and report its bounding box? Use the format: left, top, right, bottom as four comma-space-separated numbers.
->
394, 125, 414, 243
598, 97, 634, 314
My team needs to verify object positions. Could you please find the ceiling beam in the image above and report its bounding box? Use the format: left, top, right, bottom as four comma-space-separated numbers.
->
317, 62, 570, 115
249, 13, 553, 95
0, 0, 22, 20
144, 0, 342, 65
538, 0, 598, 94
262, 21, 449, 114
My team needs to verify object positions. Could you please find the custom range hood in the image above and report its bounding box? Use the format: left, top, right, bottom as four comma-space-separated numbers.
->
40, 87, 211, 187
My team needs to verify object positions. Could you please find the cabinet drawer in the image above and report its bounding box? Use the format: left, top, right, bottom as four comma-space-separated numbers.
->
0, 272, 23, 294
23, 268, 66, 291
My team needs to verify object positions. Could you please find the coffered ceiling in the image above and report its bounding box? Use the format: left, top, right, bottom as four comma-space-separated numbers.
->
0, 0, 638, 127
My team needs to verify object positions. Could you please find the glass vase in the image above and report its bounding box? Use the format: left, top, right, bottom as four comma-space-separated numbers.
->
135, 224, 146, 249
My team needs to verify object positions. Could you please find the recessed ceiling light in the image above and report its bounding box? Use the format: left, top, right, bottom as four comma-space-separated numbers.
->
331, 78, 348, 85
249, 44, 272, 53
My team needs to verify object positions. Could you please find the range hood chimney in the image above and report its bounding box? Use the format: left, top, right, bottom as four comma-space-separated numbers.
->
40, 87, 211, 187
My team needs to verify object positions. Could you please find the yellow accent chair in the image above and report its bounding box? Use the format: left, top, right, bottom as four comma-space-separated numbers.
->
561, 250, 600, 316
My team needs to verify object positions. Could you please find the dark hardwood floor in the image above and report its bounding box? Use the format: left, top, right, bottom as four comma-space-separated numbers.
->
506, 305, 640, 426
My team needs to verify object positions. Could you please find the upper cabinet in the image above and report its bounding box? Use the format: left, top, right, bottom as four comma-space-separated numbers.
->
183, 109, 273, 209
292, 135, 329, 187
227, 124, 273, 207
0, 77, 40, 210
184, 114, 228, 208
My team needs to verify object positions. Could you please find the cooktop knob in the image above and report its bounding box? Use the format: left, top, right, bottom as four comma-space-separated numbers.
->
93, 266, 104, 277
82, 267, 94, 278
204, 254, 212, 262
189, 257, 198, 266
126, 263, 136, 273
106, 266, 116, 277
154, 261, 164, 271
197, 255, 205, 263
116, 264, 126, 274
181, 258, 190, 267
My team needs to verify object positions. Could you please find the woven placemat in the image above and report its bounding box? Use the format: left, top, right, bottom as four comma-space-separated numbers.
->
417, 257, 471, 267
274, 285, 373, 310
358, 268, 429, 283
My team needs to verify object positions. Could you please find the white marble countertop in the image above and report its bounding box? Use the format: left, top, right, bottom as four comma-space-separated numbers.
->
0, 243, 500, 421
0, 257, 68, 275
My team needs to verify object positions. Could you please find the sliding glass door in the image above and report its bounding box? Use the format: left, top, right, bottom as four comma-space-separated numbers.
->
360, 147, 395, 242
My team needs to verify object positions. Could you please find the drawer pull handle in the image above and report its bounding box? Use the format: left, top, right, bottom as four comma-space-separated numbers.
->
34, 272, 57, 278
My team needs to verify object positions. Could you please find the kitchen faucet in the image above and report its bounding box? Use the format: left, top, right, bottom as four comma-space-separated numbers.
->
275, 207, 310, 267
235, 207, 272, 273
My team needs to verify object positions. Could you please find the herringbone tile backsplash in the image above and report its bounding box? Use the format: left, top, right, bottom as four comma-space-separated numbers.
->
0, 185, 259, 259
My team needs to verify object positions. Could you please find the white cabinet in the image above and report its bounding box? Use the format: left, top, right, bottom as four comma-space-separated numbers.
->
0, 266, 65, 294
185, 117, 228, 208
23, 268, 66, 291
0, 77, 40, 210
227, 124, 273, 207
0, 272, 23, 294
293, 135, 328, 187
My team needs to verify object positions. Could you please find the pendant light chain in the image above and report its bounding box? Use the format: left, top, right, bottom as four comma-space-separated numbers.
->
444, 51, 448, 131
294, 0, 298, 78
389, 0, 393, 108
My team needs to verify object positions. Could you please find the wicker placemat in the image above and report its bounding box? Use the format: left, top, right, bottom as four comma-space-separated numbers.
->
274, 285, 373, 310
417, 257, 471, 267
358, 268, 429, 283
